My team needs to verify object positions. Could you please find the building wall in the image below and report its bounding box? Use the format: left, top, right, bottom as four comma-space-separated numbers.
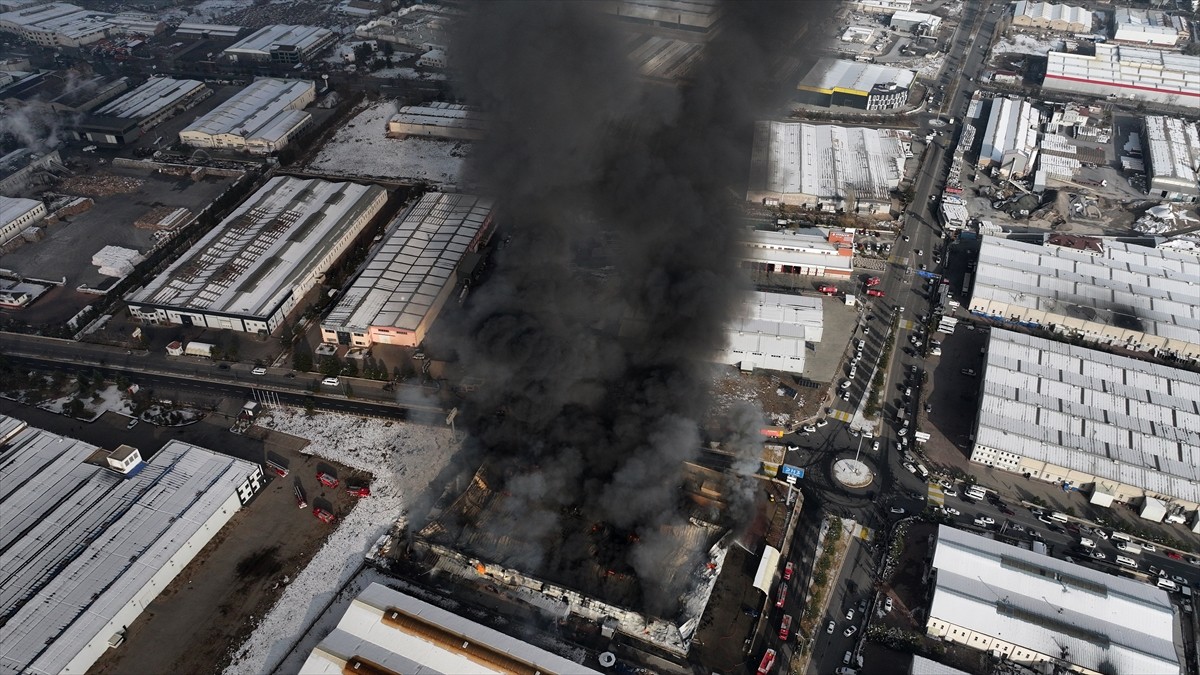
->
385, 119, 484, 141
856, 0, 911, 13
1, 199, 46, 245
320, 266, 461, 348
925, 617, 1105, 675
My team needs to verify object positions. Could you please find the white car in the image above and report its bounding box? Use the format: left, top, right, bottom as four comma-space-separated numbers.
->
842, 391, 851, 401
845, 608, 855, 621
938, 478, 954, 489
872, 441, 880, 452
1079, 538, 1096, 549
942, 486, 957, 497
1141, 543, 1156, 552
816, 419, 829, 428
841, 380, 852, 389
1091, 551, 1107, 560
827, 620, 836, 635
843, 625, 858, 638
802, 425, 816, 433
883, 596, 893, 613
903, 462, 918, 475
1093, 529, 1109, 540
252, 366, 267, 375
321, 377, 341, 387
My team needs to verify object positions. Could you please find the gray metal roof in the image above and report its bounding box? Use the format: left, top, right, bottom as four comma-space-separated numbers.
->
0, 415, 260, 675
322, 192, 491, 335
223, 24, 332, 57
93, 77, 206, 121
180, 78, 313, 141
976, 329, 1200, 502
748, 121, 906, 203
930, 526, 1179, 675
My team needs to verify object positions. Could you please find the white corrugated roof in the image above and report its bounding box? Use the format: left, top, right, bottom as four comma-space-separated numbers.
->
93, 77, 206, 121
389, 102, 486, 134
725, 292, 824, 373
180, 78, 313, 140
1044, 44, 1200, 101
223, 24, 332, 57
980, 97, 1040, 165
321, 192, 492, 335
0, 415, 259, 675
930, 526, 1178, 675
0, 3, 112, 38
748, 121, 906, 203
0, 195, 42, 227
1144, 116, 1200, 188
797, 57, 915, 94
975, 329, 1200, 503
300, 583, 599, 674
127, 177, 387, 320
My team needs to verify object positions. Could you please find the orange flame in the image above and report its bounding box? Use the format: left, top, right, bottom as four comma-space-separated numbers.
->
475, 562, 487, 575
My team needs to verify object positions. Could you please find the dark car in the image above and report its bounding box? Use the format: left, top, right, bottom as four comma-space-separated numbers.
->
217, 363, 230, 370
998, 504, 1014, 515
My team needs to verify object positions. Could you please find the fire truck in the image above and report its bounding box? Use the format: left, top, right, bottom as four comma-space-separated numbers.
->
313, 507, 336, 524
865, 276, 881, 287
316, 472, 339, 488
818, 285, 839, 295
294, 484, 308, 509
347, 484, 371, 498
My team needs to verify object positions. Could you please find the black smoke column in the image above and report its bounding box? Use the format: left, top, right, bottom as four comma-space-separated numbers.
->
449, 0, 833, 615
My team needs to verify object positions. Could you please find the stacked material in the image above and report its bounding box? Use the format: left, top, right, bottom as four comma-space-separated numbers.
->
92, 245, 142, 277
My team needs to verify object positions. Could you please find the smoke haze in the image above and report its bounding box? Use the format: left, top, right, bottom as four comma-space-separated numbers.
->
448, 0, 832, 615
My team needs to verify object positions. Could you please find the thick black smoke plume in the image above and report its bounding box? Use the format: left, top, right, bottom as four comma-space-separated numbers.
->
448, 0, 832, 615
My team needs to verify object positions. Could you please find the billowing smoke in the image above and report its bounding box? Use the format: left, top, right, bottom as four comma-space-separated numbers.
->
448, 0, 832, 615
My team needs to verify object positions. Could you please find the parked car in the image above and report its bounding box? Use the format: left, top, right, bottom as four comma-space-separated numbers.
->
943, 507, 961, 516
961, 368, 977, 377
943, 486, 957, 497
843, 625, 858, 638
1091, 551, 1107, 560
841, 380, 852, 389
845, 608, 855, 621
783, 562, 794, 580
827, 620, 836, 635
883, 596, 894, 613
890, 507, 906, 515
322, 376, 341, 386
252, 366, 267, 375
126, 418, 139, 430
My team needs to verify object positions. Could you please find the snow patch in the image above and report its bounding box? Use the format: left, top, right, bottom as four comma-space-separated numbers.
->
991, 34, 1065, 57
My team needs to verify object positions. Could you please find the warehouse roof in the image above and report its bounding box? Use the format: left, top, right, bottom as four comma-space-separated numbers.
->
976, 329, 1200, 503
302, 583, 600, 674
389, 103, 486, 134
0, 3, 112, 39
910, 656, 971, 675
1045, 44, 1200, 101
323, 192, 492, 334
127, 177, 387, 320
1144, 115, 1200, 186
972, 236, 1200, 346
1013, 1, 1090, 28
931, 526, 1178, 675
729, 291, 823, 343
93, 77, 206, 120
223, 24, 332, 57
0, 415, 259, 675
748, 121, 906, 203
180, 78, 312, 140
980, 97, 1040, 165
0, 195, 42, 225
797, 57, 914, 96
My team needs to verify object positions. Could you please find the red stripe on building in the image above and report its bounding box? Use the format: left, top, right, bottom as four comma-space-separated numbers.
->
1044, 73, 1200, 99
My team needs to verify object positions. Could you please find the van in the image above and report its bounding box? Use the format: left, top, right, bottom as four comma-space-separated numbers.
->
915, 463, 930, 480
321, 377, 341, 387
1115, 541, 1142, 555
252, 366, 267, 375
1115, 556, 1137, 568
965, 487, 986, 500
1158, 578, 1180, 592
1048, 512, 1069, 523
1079, 537, 1095, 549
1110, 531, 1132, 543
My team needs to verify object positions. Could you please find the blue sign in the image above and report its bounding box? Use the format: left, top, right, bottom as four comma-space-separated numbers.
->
780, 464, 805, 479
917, 270, 941, 280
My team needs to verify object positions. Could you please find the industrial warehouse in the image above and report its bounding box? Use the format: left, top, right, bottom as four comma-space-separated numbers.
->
1144, 115, 1200, 202
0, 2, 111, 47
301, 583, 601, 674
795, 58, 914, 111
80, 77, 211, 146
927, 526, 1180, 675
178, 78, 316, 155
1010, 1, 1091, 33
746, 121, 906, 213
742, 228, 855, 279
723, 291, 823, 375
221, 24, 335, 63
970, 236, 1200, 360
0, 195, 46, 248
320, 192, 493, 348
126, 176, 388, 335
977, 96, 1041, 180
1042, 43, 1200, 107
385, 103, 486, 141
969, 329, 1200, 515
0, 415, 263, 675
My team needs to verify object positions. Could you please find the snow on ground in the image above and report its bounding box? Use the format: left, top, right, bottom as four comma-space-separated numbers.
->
222, 407, 458, 675
370, 66, 447, 81
159, 0, 256, 22
38, 384, 134, 421
991, 33, 1065, 57
305, 100, 468, 184
915, 51, 947, 80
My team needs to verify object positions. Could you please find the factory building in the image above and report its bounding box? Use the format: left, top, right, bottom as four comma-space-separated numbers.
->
855, 0, 911, 13
741, 228, 855, 279
127, 177, 388, 335
386, 103, 485, 141
978, 97, 1041, 179
174, 22, 243, 39
221, 24, 335, 63
105, 13, 165, 37
927, 526, 1180, 675
889, 10, 941, 34
796, 58, 914, 111
1010, 1, 1090, 33
80, 77, 211, 146
723, 291, 823, 374
178, 78, 315, 155
320, 192, 493, 348
970, 329, 1200, 515
354, 4, 456, 49
0, 415, 264, 675
0, 149, 63, 197
747, 121, 906, 214
971, 236, 1200, 359
0, 2, 111, 47
1144, 115, 1200, 202
1113, 7, 1187, 48
0, 195, 45, 247
302, 583, 601, 674
1043, 44, 1200, 107
602, 0, 722, 36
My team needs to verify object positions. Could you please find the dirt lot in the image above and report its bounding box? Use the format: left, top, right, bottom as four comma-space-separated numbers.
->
86, 425, 366, 675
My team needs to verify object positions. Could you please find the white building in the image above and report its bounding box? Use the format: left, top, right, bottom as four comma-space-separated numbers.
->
320, 193, 494, 348
0, 415, 264, 675
385, 102, 485, 141
417, 48, 446, 68
978, 97, 1041, 179
723, 291, 823, 374
889, 10, 941, 34
971, 236, 1200, 360
1011, 1, 1090, 33
927, 526, 1180, 675
0, 195, 45, 246
741, 228, 855, 279
222, 24, 335, 63
93, 77, 211, 130
855, 0, 911, 13
1043, 44, 1200, 107
1113, 7, 1187, 48
127, 177, 388, 335
179, 78, 315, 154
1144, 115, 1200, 201
747, 121, 906, 214
301, 583, 600, 674
796, 58, 915, 111
0, 2, 111, 47
970, 329, 1200, 512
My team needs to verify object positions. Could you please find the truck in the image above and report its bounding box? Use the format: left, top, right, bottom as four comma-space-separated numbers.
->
184, 341, 215, 358
1114, 541, 1143, 555
865, 276, 881, 287
818, 284, 839, 295
313, 507, 336, 524
316, 472, 339, 488
347, 484, 371, 498
294, 484, 307, 509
